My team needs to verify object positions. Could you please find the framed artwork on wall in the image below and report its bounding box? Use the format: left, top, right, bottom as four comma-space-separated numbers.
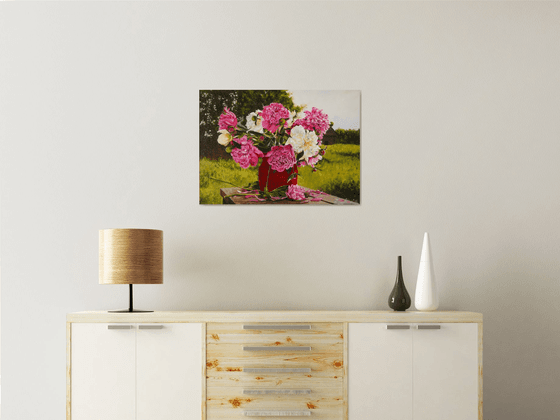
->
199, 90, 361, 205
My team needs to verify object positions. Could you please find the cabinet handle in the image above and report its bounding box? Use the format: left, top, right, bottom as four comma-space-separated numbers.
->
386, 325, 410, 330
243, 346, 311, 351
107, 325, 133, 330
243, 410, 311, 416
243, 325, 311, 330
243, 389, 311, 395
138, 325, 164, 330
417, 325, 441, 330
243, 368, 311, 373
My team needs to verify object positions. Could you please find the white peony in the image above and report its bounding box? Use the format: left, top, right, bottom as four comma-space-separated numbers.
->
217, 129, 233, 146
286, 125, 320, 162
246, 111, 263, 133
287, 110, 306, 127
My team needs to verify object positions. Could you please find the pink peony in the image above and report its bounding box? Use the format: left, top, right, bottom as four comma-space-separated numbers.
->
260, 103, 290, 132
230, 136, 263, 169
293, 107, 330, 139
265, 144, 296, 172
287, 185, 306, 201
218, 107, 238, 133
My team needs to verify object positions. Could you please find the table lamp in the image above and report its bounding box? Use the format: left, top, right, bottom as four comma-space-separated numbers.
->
99, 228, 163, 313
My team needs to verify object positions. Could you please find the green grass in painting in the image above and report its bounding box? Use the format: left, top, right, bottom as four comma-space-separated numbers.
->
298, 144, 360, 203
199, 144, 360, 204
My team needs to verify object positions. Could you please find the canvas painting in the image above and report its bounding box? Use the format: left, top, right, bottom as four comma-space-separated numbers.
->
199, 90, 360, 205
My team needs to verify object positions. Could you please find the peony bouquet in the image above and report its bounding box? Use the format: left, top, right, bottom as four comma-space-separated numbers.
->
216, 102, 331, 201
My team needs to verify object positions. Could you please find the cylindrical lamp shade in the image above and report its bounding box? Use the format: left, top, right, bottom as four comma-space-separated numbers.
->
99, 229, 163, 285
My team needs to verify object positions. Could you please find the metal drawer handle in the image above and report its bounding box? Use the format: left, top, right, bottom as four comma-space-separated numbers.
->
243, 389, 311, 395
243, 368, 311, 373
243, 410, 311, 416
417, 325, 441, 330
243, 346, 311, 351
386, 325, 410, 330
138, 325, 164, 330
107, 325, 133, 330
243, 325, 311, 330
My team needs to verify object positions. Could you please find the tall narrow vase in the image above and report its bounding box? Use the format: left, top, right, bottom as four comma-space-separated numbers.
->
415, 232, 439, 311
388, 256, 411, 311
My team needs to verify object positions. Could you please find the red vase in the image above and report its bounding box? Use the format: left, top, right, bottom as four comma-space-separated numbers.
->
258, 157, 298, 192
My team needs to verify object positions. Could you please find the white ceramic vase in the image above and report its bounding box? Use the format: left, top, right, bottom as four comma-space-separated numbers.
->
415, 232, 439, 311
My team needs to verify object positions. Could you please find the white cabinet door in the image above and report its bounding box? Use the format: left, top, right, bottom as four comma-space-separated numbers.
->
348, 323, 413, 420
413, 323, 479, 420
71, 324, 136, 420
136, 323, 203, 420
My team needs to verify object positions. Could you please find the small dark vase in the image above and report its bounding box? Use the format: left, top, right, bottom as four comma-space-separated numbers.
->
388, 256, 411, 311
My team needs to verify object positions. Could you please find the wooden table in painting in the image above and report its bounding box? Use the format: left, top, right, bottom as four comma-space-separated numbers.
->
220, 187, 358, 205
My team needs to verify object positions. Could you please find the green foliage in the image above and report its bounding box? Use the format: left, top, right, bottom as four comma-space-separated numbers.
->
199, 144, 360, 204
199, 90, 303, 142
335, 128, 360, 145
298, 144, 360, 203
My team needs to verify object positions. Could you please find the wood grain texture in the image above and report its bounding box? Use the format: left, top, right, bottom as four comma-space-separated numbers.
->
202, 323, 207, 420
67, 311, 483, 323
207, 372, 343, 388
206, 323, 344, 420
208, 394, 343, 419
66, 322, 71, 420
99, 229, 163, 285
343, 322, 348, 420
478, 322, 483, 420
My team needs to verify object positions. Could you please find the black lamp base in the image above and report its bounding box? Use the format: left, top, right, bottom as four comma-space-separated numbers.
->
108, 284, 153, 313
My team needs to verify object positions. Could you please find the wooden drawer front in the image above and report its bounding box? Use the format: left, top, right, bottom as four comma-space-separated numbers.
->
207, 387, 344, 419
206, 323, 344, 419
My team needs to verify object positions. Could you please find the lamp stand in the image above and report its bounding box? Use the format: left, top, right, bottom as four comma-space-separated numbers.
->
108, 284, 153, 313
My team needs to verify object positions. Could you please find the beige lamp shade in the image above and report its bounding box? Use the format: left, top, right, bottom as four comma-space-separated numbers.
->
99, 229, 163, 285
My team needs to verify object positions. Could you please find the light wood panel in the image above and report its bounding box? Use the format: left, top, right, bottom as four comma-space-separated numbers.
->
206, 322, 344, 420
206, 355, 343, 370
66, 322, 71, 420
207, 372, 343, 388
67, 311, 483, 324
343, 322, 348, 420
202, 323, 207, 420
478, 322, 483, 420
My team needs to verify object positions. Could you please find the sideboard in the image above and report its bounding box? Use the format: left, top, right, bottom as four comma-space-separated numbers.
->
66, 311, 482, 420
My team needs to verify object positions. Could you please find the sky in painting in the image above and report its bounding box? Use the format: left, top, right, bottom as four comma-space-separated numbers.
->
289, 90, 361, 130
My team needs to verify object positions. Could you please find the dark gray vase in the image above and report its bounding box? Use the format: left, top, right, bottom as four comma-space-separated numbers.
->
388, 256, 411, 311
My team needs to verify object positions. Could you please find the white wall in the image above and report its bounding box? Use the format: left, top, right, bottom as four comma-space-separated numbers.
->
1, 2, 560, 419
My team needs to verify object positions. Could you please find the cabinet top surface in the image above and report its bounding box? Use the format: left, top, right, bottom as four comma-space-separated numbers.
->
67, 310, 482, 323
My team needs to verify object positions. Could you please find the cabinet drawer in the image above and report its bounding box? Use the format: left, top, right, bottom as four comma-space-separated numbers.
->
207, 322, 343, 339
207, 386, 344, 419
206, 323, 345, 419
207, 322, 344, 386
207, 368, 344, 388
207, 323, 343, 356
